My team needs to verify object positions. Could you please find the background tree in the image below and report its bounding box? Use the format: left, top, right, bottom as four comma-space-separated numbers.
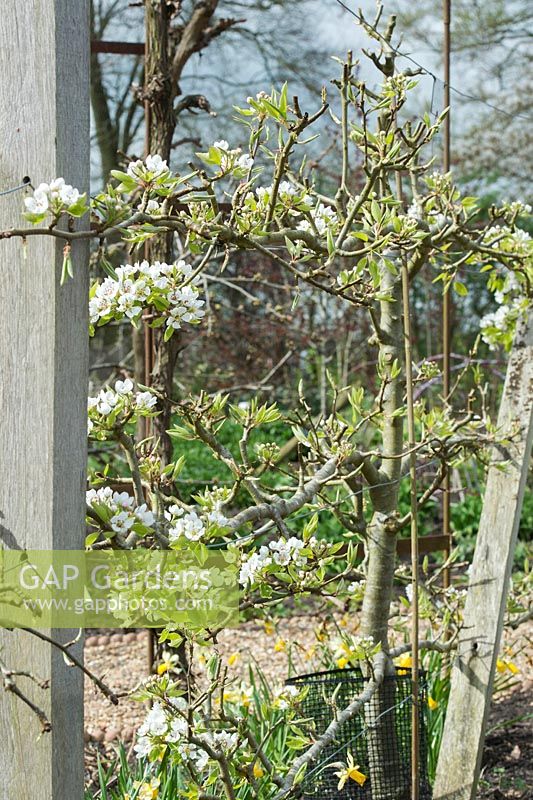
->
392, 0, 533, 196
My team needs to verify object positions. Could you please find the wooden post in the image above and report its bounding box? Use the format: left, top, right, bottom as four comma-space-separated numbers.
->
433, 311, 533, 800
0, 2, 89, 798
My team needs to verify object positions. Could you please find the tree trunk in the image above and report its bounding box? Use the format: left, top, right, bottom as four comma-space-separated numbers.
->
360, 268, 409, 799
144, 1, 179, 465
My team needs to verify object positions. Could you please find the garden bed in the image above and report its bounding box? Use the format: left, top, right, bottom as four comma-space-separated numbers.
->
84, 616, 532, 797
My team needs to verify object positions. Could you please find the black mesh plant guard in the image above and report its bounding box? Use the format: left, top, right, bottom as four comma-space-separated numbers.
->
286, 667, 432, 800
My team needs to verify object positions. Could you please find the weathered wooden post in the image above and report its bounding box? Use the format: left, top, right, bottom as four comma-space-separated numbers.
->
433, 311, 533, 800
0, 2, 89, 797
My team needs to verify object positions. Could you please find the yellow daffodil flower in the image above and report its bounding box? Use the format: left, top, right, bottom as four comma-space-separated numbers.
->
334, 753, 367, 790
157, 660, 172, 675
428, 696, 439, 711
228, 652, 240, 666
396, 653, 412, 674
274, 638, 286, 652
304, 646, 316, 661
337, 656, 349, 669
496, 658, 520, 675
253, 761, 265, 779
132, 777, 160, 800
264, 620, 275, 635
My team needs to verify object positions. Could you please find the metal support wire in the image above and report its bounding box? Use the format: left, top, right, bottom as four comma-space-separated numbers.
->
0, 177, 32, 197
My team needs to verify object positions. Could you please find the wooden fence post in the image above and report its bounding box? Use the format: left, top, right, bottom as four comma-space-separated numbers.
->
433, 311, 533, 800
0, 2, 89, 797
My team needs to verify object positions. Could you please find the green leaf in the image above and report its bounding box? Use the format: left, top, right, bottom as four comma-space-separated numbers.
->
453, 280, 468, 297
371, 199, 382, 223
67, 195, 89, 217
60, 251, 74, 285
23, 211, 48, 225
279, 82, 288, 116
110, 170, 137, 191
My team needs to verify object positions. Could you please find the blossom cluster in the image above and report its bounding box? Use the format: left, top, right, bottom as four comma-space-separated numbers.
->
127, 154, 170, 183
166, 503, 229, 544
242, 182, 340, 239
86, 486, 154, 536
24, 177, 86, 222
239, 535, 328, 586
332, 634, 378, 669
198, 140, 253, 175
88, 378, 157, 436
89, 259, 205, 337
111, 154, 178, 195
134, 698, 240, 767
480, 267, 528, 350
347, 579, 366, 601
134, 699, 191, 759
298, 201, 339, 236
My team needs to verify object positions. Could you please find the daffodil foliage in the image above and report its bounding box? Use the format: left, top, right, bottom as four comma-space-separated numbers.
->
7, 9, 532, 798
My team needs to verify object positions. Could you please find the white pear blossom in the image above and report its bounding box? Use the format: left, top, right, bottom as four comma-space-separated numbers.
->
270, 536, 306, 567
24, 178, 82, 218
237, 153, 253, 170
239, 546, 272, 586
133, 736, 152, 758
24, 185, 49, 215
139, 702, 168, 736
207, 730, 239, 752
115, 378, 134, 395
109, 510, 135, 534
298, 202, 338, 235
135, 391, 158, 412
206, 508, 229, 527
88, 384, 157, 433
135, 503, 155, 527
208, 140, 254, 173
176, 742, 209, 771
480, 267, 527, 349
239, 534, 333, 587
167, 716, 188, 742
96, 389, 118, 416
58, 184, 80, 206
143, 198, 163, 215
169, 511, 205, 542
145, 154, 168, 176
127, 154, 169, 181
90, 259, 205, 335
86, 488, 155, 538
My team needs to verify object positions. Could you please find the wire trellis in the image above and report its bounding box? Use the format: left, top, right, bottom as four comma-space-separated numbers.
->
286, 667, 432, 800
